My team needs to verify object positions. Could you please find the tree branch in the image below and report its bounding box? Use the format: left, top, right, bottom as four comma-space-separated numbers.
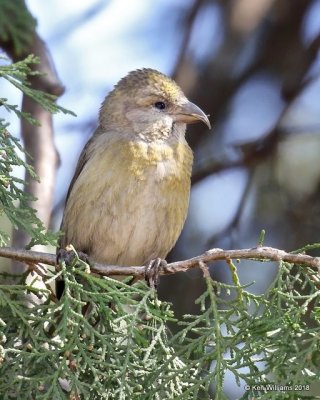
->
12, 32, 64, 252
2, 2, 65, 273
0, 246, 319, 278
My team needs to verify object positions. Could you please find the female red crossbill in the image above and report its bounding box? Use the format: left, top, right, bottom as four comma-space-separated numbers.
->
57, 68, 210, 293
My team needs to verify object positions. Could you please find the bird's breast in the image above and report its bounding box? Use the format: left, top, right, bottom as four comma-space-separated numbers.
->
126, 140, 193, 186
62, 138, 193, 265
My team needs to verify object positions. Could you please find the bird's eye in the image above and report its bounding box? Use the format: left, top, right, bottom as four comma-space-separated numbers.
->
154, 101, 166, 110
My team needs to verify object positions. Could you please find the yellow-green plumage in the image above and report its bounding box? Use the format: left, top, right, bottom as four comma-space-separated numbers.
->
59, 68, 209, 272
62, 138, 193, 265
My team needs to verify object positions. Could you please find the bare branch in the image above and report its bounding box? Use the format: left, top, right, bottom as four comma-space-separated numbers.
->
206, 169, 254, 246
2, 8, 65, 273
12, 33, 64, 250
0, 246, 319, 278
172, 0, 205, 82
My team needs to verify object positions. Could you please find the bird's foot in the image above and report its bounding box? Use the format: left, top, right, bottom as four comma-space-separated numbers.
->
56, 247, 91, 269
145, 258, 167, 289
55, 248, 91, 300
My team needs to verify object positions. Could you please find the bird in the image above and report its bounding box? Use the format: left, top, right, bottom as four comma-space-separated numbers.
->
56, 68, 210, 297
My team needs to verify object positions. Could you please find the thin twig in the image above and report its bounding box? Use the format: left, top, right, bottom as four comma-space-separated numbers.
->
206, 169, 254, 246
172, 0, 205, 80
0, 246, 319, 278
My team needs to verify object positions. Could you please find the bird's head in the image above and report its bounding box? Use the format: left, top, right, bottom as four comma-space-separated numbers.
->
100, 68, 211, 142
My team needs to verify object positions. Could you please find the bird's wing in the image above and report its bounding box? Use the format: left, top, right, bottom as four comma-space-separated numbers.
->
58, 128, 104, 250
64, 128, 102, 205
56, 132, 101, 297
56, 130, 102, 297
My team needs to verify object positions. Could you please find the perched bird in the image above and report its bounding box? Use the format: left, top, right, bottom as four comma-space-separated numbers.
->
57, 68, 210, 296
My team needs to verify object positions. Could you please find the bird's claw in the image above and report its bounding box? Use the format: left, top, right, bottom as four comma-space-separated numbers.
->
145, 258, 167, 289
55, 248, 91, 300
56, 248, 90, 268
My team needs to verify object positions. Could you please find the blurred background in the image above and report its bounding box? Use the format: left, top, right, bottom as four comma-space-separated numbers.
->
1, 0, 320, 397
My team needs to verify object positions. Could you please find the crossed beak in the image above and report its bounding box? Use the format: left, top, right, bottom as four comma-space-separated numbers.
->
173, 100, 211, 129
